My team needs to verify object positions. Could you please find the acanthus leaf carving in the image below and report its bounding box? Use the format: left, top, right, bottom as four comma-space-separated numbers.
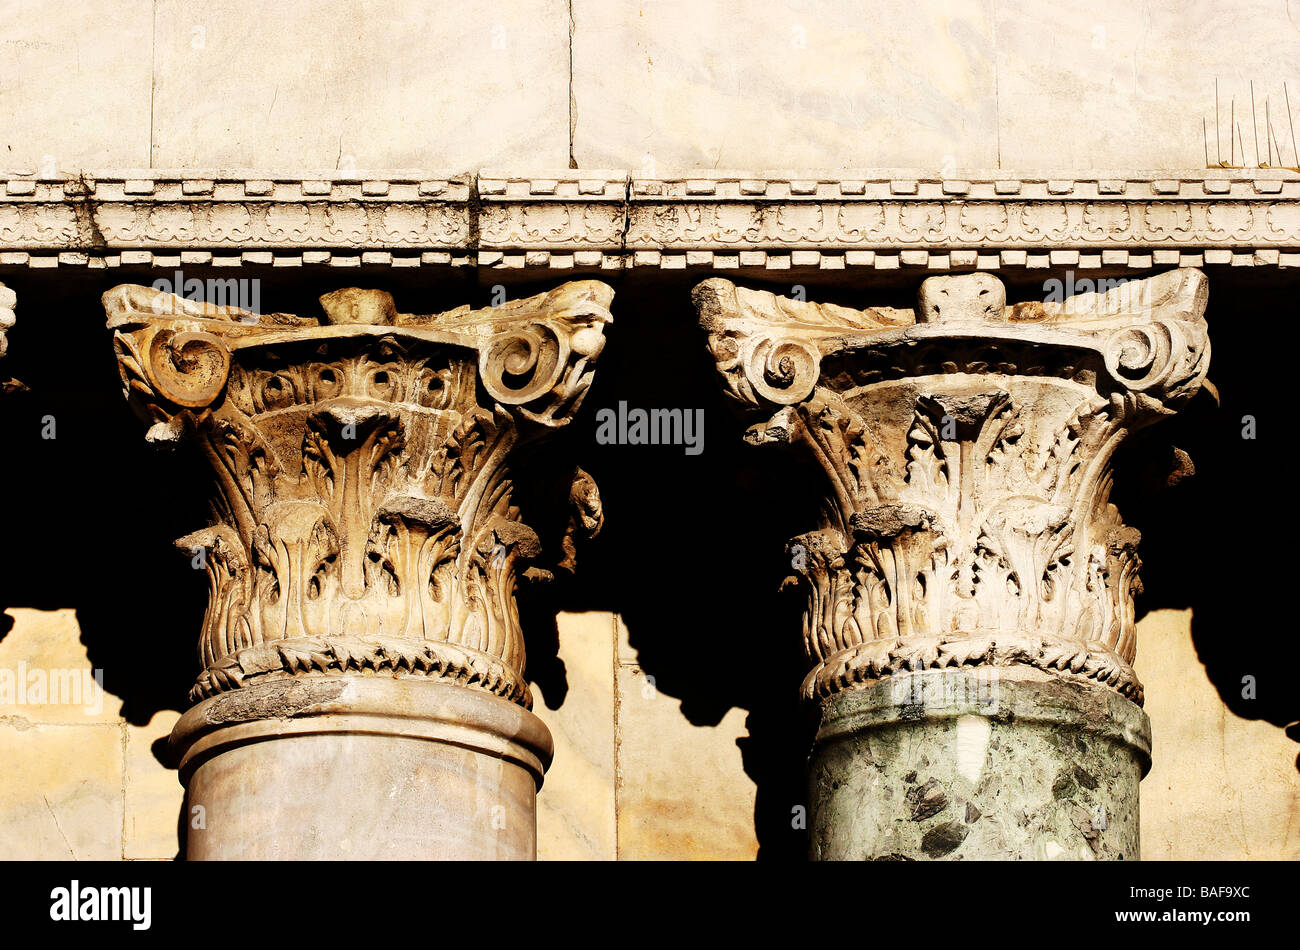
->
108, 281, 614, 708
696, 268, 1211, 705
0, 282, 19, 393
0, 282, 14, 361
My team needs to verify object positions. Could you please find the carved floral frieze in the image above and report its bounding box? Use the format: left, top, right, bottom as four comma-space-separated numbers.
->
626, 199, 1300, 248
2, 173, 1300, 272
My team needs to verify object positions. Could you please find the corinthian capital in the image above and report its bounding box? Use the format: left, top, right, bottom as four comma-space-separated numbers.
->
694, 269, 1209, 704
0, 282, 14, 359
107, 281, 613, 709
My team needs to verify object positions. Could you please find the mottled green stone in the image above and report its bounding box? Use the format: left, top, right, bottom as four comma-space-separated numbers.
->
808, 667, 1150, 860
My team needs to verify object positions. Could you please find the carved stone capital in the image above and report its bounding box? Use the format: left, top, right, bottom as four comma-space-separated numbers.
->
0, 282, 13, 359
694, 269, 1209, 705
107, 281, 614, 709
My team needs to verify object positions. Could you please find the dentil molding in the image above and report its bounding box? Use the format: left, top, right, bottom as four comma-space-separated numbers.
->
2, 170, 1299, 274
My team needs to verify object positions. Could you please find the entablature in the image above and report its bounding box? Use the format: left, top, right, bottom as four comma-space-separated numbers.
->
0, 169, 1298, 277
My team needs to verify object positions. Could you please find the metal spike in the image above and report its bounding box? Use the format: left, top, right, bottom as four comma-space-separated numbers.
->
1216, 78, 1222, 164
1286, 83, 1298, 168
1267, 100, 1283, 169
1268, 98, 1274, 165
1252, 81, 1261, 166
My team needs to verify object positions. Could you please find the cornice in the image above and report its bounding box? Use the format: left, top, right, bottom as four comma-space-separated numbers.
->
2, 169, 1299, 273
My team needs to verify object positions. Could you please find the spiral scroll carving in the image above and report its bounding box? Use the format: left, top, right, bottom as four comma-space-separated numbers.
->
1102, 318, 1208, 405
480, 324, 564, 406
750, 337, 822, 405
145, 329, 232, 408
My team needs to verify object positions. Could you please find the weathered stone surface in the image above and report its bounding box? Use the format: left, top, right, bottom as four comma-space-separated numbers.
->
1, 1, 1297, 867
614, 659, 758, 860
175, 678, 551, 860
572, 0, 999, 169
697, 268, 1208, 706
534, 611, 617, 861
0, 721, 124, 860
0, 0, 153, 170
1137, 609, 1300, 860
5, 173, 1300, 282
994, 1, 1300, 169
809, 668, 1149, 860
107, 281, 613, 708
124, 710, 183, 860
151, 0, 570, 168
9, 2, 1300, 174
0, 608, 118, 724
571, 0, 1300, 171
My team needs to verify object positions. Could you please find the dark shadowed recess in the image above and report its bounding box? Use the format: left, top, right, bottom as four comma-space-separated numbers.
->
1115, 277, 1298, 772
0, 265, 1291, 866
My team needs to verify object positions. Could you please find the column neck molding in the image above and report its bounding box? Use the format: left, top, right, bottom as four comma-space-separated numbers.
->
694, 268, 1210, 705
3, 169, 1300, 275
